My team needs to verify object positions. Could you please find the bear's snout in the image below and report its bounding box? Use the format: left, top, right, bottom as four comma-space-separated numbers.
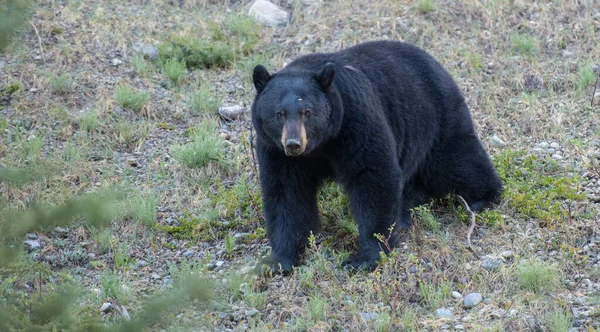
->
281, 122, 308, 156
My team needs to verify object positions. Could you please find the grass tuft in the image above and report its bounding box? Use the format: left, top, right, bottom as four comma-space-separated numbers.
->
162, 58, 187, 85
546, 309, 572, 332
517, 260, 559, 294
417, 0, 434, 14
114, 85, 149, 112
188, 85, 222, 115
172, 121, 224, 168
511, 32, 539, 56
127, 190, 158, 227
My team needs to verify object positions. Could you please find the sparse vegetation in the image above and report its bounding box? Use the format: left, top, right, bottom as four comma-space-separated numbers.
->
1, 0, 599, 330
114, 85, 149, 112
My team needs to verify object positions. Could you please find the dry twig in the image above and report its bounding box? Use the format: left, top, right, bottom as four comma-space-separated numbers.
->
455, 195, 479, 259
30, 22, 45, 63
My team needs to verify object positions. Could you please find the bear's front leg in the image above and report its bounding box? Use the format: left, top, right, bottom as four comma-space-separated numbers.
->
256, 144, 323, 275
343, 167, 402, 271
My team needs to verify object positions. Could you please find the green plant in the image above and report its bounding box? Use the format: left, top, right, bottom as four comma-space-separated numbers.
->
114, 85, 149, 112
162, 58, 187, 85
417, 0, 433, 13
546, 309, 571, 332
576, 63, 595, 92
517, 260, 559, 294
101, 271, 130, 303
127, 190, 158, 227
307, 295, 327, 321
413, 205, 439, 233
418, 280, 451, 309
224, 233, 236, 256
131, 53, 151, 77
50, 73, 74, 94
401, 308, 418, 331
79, 110, 99, 133
96, 229, 114, 254
0, 0, 33, 52
511, 32, 539, 56
188, 85, 221, 115
172, 121, 224, 168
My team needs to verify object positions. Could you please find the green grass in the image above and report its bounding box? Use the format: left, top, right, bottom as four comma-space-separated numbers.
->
511, 32, 539, 56
413, 205, 439, 233
131, 53, 151, 77
162, 58, 187, 85
417, 280, 452, 309
494, 149, 585, 223
101, 271, 131, 303
0, 0, 33, 52
546, 309, 572, 332
516, 260, 559, 294
114, 85, 149, 112
416, 0, 434, 13
127, 190, 159, 227
576, 63, 595, 92
50, 73, 74, 94
78, 110, 99, 133
172, 121, 224, 168
188, 85, 222, 115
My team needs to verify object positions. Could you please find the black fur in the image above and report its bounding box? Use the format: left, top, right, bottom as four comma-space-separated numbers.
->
251, 40, 503, 274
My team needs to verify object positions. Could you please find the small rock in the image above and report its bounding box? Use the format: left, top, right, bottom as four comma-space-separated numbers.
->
508, 309, 518, 317
182, 250, 194, 257
499, 250, 513, 259
490, 135, 506, 147
141, 44, 159, 61
483, 297, 492, 304
55, 226, 68, 234
463, 293, 483, 308
25, 233, 38, 240
582, 278, 592, 287
239, 265, 254, 275
111, 58, 123, 66
454, 324, 465, 330
218, 105, 243, 120
490, 309, 506, 319
246, 309, 259, 317
233, 232, 250, 240
206, 263, 216, 271
151, 272, 161, 279
436, 308, 453, 318
409, 265, 417, 273
162, 277, 173, 288
550, 142, 560, 149
592, 64, 600, 75
464, 263, 472, 270
136, 260, 147, 267
215, 260, 225, 268
562, 50, 575, 58
248, 0, 289, 27
538, 142, 548, 148
552, 154, 563, 160
451, 291, 463, 299
481, 256, 504, 271
24, 240, 40, 251
100, 302, 112, 313
360, 311, 376, 321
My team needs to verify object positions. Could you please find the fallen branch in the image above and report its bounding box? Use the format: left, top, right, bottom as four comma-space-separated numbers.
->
455, 195, 479, 259
30, 22, 45, 63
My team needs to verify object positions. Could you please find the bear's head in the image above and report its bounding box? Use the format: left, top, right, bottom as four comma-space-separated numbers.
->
251, 63, 340, 157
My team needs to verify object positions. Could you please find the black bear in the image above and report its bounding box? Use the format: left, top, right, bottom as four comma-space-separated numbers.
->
251, 40, 503, 274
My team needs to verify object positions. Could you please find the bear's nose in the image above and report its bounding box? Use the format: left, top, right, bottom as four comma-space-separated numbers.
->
285, 139, 302, 152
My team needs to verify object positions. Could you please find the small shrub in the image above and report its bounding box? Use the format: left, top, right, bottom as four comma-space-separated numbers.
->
131, 54, 151, 77
188, 85, 221, 115
517, 260, 559, 294
159, 37, 237, 69
224, 233, 236, 256
307, 295, 327, 321
374, 311, 391, 332
96, 229, 114, 254
417, 0, 433, 13
114, 85, 149, 112
162, 58, 187, 85
172, 121, 224, 168
401, 309, 418, 331
511, 32, 539, 56
413, 205, 439, 233
418, 280, 451, 309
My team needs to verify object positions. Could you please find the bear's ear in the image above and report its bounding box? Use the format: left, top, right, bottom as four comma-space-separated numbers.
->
316, 62, 335, 90
253, 65, 271, 94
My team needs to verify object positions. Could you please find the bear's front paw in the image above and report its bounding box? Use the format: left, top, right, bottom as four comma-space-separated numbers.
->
342, 252, 381, 272
256, 254, 295, 276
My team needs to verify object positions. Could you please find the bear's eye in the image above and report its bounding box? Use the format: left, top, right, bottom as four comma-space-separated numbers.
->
276, 111, 283, 118
304, 109, 311, 117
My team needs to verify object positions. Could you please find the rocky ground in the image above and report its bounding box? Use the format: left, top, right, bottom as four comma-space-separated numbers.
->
1, 0, 599, 331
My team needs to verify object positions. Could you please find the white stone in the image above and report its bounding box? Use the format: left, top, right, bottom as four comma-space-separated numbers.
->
490, 135, 506, 147
451, 291, 463, 299
248, 0, 289, 27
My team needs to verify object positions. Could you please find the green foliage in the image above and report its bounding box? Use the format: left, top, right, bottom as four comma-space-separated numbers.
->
511, 32, 539, 56
131, 53, 151, 77
546, 309, 572, 332
576, 63, 595, 92
0, 0, 33, 52
79, 109, 99, 133
101, 271, 131, 303
158, 14, 261, 69
307, 295, 327, 321
161, 58, 187, 85
114, 85, 149, 112
517, 260, 559, 294
416, 0, 433, 13
494, 149, 585, 223
413, 205, 439, 233
172, 121, 224, 168
224, 232, 236, 256
0, 82, 21, 95
188, 85, 222, 115
418, 280, 452, 309
401, 308, 418, 331
50, 72, 74, 94
126, 190, 158, 227
318, 183, 357, 246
